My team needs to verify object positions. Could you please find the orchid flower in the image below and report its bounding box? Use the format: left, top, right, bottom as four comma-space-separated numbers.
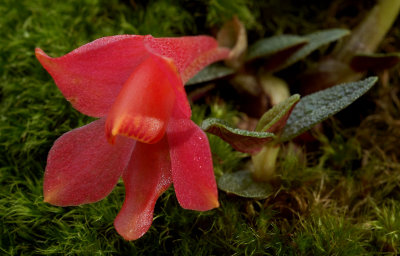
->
35, 35, 230, 240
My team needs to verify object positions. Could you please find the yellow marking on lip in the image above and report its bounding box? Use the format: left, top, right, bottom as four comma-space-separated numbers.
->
111, 115, 165, 144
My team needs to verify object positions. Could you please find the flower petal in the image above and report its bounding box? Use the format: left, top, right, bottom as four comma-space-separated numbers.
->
105, 54, 186, 144
114, 137, 172, 241
167, 107, 219, 211
35, 35, 148, 117
44, 118, 135, 206
145, 36, 231, 83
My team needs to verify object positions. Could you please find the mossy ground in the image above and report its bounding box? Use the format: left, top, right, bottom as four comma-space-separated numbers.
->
1, 0, 400, 255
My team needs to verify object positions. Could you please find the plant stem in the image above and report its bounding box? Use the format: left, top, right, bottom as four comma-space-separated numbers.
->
251, 144, 280, 182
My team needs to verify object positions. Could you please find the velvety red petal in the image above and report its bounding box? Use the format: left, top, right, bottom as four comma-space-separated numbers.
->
35, 35, 148, 117
152, 53, 191, 119
114, 137, 172, 240
167, 107, 219, 211
105, 54, 188, 144
180, 47, 231, 84
44, 118, 135, 206
145, 36, 231, 83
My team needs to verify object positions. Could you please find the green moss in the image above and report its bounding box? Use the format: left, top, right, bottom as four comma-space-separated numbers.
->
371, 200, 400, 253
294, 210, 372, 255
207, 0, 258, 29
316, 122, 363, 175
134, 0, 196, 36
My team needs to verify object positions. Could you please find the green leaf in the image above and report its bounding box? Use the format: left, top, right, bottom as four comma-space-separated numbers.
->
270, 28, 350, 72
246, 35, 308, 62
256, 94, 300, 133
201, 118, 275, 154
185, 64, 235, 85
280, 76, 378, 141
218, 170, 273, 199
350, 53, 400, 72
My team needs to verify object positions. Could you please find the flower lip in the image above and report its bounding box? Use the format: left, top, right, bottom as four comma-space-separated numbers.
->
105, 54, 177, 144
107, 115, 166, 144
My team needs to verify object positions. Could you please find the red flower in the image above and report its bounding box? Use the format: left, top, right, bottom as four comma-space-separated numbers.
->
36, 35, 230, 240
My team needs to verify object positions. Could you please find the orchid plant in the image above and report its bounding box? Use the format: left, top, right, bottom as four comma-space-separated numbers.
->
185, 7, 399, 198
203, 77, 378, 198
36, 35, 230, 240
195, 19, 380, 197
